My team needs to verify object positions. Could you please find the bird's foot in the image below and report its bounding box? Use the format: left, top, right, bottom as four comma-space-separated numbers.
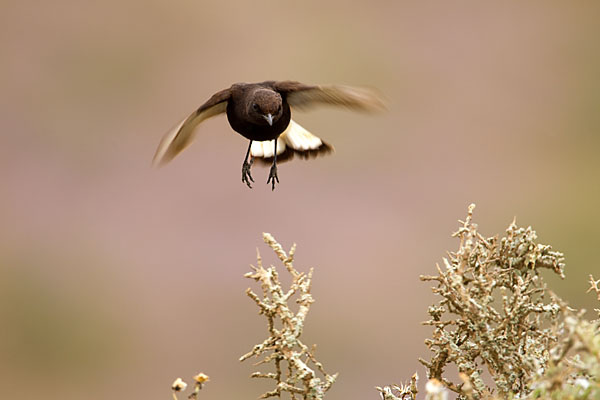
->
267, 165, 279, 191
242, 159, 254, 188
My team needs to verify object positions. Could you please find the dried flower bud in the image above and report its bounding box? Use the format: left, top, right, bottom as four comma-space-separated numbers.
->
193, 373, 210, 384
425, 379, 448, 400
171, 378, 187, 392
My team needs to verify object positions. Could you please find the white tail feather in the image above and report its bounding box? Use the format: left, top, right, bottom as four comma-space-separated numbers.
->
249, 120, 326, 159
281, 120, 323, 151
250, 137, 287, 158
249, 120, 333, 163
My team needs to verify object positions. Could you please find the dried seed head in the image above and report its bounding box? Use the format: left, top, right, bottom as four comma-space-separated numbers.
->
425, 379, 448, 400
193, 373, 210, 384
171, 378, 187, 392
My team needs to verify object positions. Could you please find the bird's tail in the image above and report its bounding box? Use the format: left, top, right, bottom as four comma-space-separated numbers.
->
250, 120, 334, 164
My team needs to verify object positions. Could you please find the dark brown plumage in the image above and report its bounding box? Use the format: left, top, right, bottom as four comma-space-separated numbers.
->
153, 80, 385, 190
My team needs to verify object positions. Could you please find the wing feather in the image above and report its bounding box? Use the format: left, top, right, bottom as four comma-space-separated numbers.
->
152, 88, 231, 166
273, 81, 386, 112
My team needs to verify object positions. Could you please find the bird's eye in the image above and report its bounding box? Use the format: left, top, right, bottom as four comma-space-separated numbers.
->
252, 103, 260, 111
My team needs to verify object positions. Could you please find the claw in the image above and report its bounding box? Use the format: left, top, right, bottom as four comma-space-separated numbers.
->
242, 158, 254, 188
267, 165, 279, 191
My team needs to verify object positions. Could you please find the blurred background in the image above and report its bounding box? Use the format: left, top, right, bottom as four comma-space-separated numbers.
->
1, 1, 599, 399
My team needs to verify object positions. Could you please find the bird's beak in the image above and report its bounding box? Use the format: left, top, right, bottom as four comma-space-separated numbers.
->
263, 113, 273, 126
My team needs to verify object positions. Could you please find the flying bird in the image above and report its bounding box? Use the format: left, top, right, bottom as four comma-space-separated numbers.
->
153, 81, 385, 190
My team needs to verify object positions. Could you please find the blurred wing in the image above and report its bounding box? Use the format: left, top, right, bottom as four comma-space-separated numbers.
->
152, 88, 231, 166
250, 120, 333, 164
273, 81, 386, 112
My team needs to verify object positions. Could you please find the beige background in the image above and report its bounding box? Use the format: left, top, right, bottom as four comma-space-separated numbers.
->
2, 1, 600, 399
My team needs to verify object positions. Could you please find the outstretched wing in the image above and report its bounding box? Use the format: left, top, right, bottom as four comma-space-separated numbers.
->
152, 88, 231, 166
272, 81, 386, 112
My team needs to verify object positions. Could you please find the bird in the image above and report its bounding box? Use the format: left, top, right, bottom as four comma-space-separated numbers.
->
153, 80, 385, 190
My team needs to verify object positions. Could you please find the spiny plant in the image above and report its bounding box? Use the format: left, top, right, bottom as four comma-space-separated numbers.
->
170, 206, 600, 400
240, 233, 337, 400
380, 204, 600, 400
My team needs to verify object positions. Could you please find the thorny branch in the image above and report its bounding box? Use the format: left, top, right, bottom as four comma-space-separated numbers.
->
240, 233, 337, 400
419, 204, 568, 399
381, 205, 600, 400
587, 275, 600, 302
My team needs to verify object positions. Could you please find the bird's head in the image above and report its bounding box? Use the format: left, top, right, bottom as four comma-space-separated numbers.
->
248, 89, 283, 126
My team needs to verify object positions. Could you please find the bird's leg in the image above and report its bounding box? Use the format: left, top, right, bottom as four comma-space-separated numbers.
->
267, 139, 279, 191
241, 140, 254, 188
